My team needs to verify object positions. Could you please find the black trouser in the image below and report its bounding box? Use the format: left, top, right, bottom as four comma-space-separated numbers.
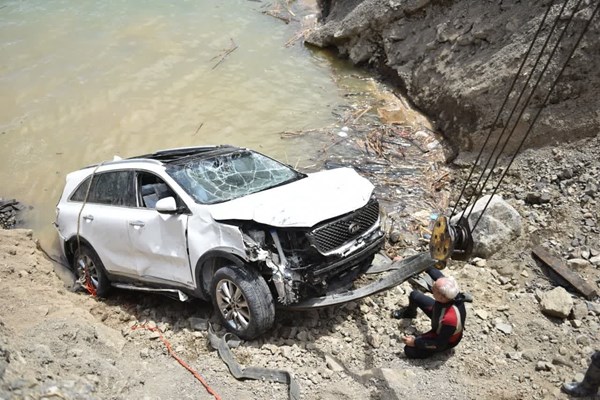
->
592, 351, 600, 368
405, 343, 457, 359
404, 290, 434, 318
403, 290, 458, 359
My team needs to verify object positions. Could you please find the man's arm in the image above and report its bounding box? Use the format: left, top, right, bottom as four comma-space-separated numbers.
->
426, 267, 444, 282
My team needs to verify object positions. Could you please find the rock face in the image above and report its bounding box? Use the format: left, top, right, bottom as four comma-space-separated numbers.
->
307, 0, 600, 152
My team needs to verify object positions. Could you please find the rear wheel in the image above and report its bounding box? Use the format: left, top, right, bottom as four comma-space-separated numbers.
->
210, 265, 275, 340
73, 245, 111, 297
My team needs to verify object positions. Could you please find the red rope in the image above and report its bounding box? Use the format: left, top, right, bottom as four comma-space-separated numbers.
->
83, 267, 97, 297
131, 323, 222, 400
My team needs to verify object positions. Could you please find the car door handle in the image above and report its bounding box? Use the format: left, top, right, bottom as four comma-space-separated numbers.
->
129, 221, 145, 228
83, 215, 94, 222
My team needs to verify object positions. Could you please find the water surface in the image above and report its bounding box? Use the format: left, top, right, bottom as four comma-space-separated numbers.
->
0, 0, 353, 247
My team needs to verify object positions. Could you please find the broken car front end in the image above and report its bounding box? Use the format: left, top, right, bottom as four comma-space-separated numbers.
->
242, 197, 385, 306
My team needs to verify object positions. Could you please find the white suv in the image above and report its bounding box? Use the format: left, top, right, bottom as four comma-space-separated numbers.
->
55, 145, 384, 339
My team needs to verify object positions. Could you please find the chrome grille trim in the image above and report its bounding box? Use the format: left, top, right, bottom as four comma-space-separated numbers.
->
307, 198, 380, 254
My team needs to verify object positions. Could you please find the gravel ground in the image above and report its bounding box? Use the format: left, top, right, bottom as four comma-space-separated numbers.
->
1, 130, 598, 400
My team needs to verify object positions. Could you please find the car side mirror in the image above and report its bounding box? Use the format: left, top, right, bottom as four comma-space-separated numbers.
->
155, 197, 178, 214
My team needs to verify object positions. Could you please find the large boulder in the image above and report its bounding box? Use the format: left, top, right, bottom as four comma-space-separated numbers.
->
452, 195, 521, 258
539, 287, 573, 319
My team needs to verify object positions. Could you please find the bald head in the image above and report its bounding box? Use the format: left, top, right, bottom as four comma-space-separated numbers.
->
433, 276, 459, 302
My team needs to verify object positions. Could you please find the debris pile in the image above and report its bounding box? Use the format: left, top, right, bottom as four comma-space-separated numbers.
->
0, 199, 23, 229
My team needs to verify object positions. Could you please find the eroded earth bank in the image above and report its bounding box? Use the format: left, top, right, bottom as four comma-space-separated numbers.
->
307, 0, 600, 152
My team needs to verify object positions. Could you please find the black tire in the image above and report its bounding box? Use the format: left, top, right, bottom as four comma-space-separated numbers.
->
210, 265, 275, 340
73, 245, 111, 297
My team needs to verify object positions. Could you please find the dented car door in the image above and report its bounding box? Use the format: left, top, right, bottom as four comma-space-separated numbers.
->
128, 174, 193, 287
75, 170, 138, 277
127, 209, 192, 287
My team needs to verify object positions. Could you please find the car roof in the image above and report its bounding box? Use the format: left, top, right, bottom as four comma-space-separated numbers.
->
61, 145, 254, 201
81, 144, 246, 170
66, 145, 246, 182
129, 144, 244, 164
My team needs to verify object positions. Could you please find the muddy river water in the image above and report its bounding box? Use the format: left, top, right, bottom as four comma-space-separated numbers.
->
1, 1, 436, 257
0, 2, 360, 245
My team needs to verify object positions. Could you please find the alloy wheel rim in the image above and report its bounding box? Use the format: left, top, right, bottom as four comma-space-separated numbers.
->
216, 279, 250, 330
76, 254, 99, 288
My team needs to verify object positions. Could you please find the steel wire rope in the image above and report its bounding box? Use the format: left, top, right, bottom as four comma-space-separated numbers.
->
449, 0, 555, 219
458, 0, 571, 221
471, 0, 600, 233
464, 0, 581, 222
467, 0, 586, 225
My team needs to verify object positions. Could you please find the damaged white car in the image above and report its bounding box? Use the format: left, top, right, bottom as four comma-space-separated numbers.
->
55, 145, 384, 339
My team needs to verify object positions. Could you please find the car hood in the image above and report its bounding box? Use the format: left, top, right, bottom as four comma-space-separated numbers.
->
208, 167, 374, 228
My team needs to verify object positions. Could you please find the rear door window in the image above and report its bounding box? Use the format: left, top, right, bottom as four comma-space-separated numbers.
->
70, 176, 92, 202
70, 171, 136, 207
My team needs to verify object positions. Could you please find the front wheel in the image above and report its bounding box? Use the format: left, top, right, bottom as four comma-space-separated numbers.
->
210, 265, 275, 340
73, 245, 111, 297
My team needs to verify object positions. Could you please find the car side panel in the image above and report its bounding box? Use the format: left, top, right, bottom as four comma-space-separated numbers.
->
55, 198, 81, 260
77, 203, 137, 276
127, 209, 192, 286
187, 209, 247, 288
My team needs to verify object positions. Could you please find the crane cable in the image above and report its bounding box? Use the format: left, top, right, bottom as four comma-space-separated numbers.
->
453, 0, 571, 221
471, 0, 600, 232
449, 0, 555, 219
448, 0, 599, 232
464, 0, 583, 223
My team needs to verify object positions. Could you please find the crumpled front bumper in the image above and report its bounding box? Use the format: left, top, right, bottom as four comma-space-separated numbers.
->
285, 252, 435, 309
308, 230, 385, 283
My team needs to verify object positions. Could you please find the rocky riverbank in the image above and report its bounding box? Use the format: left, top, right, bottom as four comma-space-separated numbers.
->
1, 129, 598, 399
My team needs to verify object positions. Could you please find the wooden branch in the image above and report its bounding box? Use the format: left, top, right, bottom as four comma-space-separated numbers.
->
284, 30, 307, 48
532, 245, 598, 300
280, 130, 305, 138
434, 172, 449, 182
262, 10, 291, 24
211, 39, 238, 70
352, 106, 372, 124
282, 0, 296, 17
193, 122, 204, 136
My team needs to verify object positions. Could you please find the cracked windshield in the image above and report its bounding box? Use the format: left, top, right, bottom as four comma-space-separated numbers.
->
168, 148, 301, 204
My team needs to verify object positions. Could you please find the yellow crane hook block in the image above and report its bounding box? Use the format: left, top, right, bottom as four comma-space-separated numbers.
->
429, 215, 474, 268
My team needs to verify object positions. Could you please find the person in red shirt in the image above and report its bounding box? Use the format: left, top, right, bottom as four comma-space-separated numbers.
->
392, 267, 467, 359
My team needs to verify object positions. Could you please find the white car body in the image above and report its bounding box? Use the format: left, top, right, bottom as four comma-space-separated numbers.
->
208, 167, 373, 227
55, 145, 384, 339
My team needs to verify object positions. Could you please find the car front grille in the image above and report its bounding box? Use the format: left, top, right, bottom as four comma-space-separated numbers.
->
307, 198, 380, 254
